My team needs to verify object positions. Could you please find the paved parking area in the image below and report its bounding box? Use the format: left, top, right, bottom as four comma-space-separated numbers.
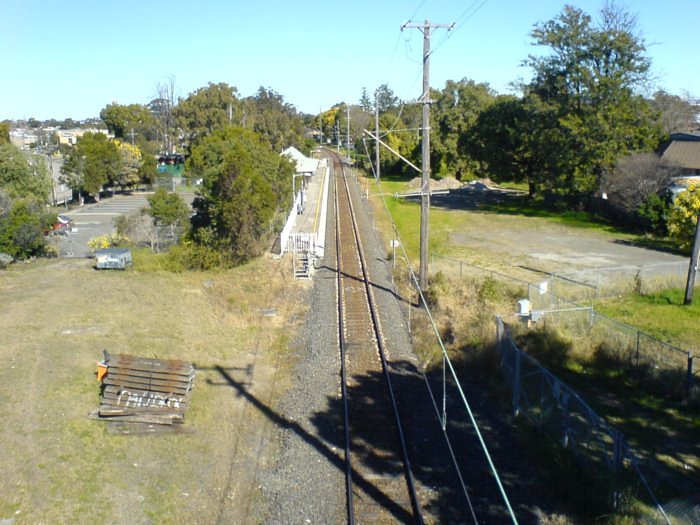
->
53, 192, 193, 257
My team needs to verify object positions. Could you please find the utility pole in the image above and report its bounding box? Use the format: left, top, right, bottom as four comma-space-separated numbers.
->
684, 214, 700, 305
402, 19, 453, 291
375, 97, 380, 180
347, 104, 351, 162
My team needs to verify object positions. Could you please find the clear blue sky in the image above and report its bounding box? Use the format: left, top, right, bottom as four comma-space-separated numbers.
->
1, 0, 698, 121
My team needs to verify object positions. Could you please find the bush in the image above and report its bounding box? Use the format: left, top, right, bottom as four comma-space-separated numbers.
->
516, 326, 572, 371
165, 241, 231, 271
0, 200, 50, 259
0, 252, 13, 268
668, 184, 700, 251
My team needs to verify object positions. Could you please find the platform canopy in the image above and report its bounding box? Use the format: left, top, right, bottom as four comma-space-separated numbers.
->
281, 146, 319, 175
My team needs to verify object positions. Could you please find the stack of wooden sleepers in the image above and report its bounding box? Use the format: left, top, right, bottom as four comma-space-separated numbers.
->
90, 351, 195, 431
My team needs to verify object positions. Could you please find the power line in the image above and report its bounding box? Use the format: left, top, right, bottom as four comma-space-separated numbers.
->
431, 0, 490, 56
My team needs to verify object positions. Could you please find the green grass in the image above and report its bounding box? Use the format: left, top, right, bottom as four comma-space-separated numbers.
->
478, 193, 620, 231
596, 288, 700, 350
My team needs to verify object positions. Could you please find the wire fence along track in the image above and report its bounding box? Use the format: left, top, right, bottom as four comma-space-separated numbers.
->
431, 254, 697, 401
332, 152, 423, 524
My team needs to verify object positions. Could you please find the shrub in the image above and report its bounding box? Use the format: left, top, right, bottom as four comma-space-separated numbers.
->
0, 252, 13, 268
165, 241, 231, 271
668, 184, 700, 251
516, 326, 572, 371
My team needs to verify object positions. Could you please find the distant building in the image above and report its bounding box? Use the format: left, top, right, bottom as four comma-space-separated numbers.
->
661, 132, 700, 197
56, 127, 112, 146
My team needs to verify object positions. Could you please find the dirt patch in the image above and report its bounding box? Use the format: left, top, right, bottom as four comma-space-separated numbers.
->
0, 255, 307, 524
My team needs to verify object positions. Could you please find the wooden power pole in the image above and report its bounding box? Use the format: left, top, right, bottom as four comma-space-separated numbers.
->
402, 19, 453, 291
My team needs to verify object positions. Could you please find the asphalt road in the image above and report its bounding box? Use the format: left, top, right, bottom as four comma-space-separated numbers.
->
53, 192, 194, 257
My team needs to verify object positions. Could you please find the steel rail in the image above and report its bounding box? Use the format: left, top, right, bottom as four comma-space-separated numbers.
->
331, 149, 424, 524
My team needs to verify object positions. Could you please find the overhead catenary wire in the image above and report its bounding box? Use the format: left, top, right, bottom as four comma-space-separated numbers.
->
360, 139, 517, 524
360, 137, 520, 525
431, 0, 490, 56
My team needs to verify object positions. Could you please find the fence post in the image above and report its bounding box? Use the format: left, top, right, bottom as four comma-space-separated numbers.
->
636, 331, 641, 368
687, 354, 694, 401
513, 343, 521, 417
612, 430, 624, 509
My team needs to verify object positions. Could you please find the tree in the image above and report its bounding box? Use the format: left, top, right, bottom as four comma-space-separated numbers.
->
464, 96, 534, 190
114, 140, 142, 189
431, 79, 495, 179
0, 144, 52, 201
147, 187, 189, 227
668, 185, 700, 251
359, 88, 372, 112
139, 153, 157, 186
174, 82, 241, 149
650, 90, 699, 135
0, 198, 53, 259
151, 76, 178, 154
243, 87, 306, 152
523, 3, 662, 204
100, 103, 155, 140
374, 84, 399, 112
187, 126, 294, 264
0, 121, 10, 144
61, 133, 120, 197
601, 152, 679, 233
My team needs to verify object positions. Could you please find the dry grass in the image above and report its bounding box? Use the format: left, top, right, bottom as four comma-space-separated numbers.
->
0, 254, 308, 524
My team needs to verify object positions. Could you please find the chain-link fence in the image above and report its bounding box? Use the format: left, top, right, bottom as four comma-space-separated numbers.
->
431, 254, 697, 401
432, 254, 697, 305
554, 261, 693, 300
535, 307, 696, 400
496, 316, 671, 522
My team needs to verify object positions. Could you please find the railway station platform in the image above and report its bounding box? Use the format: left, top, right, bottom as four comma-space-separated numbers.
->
277, 148, 330, 278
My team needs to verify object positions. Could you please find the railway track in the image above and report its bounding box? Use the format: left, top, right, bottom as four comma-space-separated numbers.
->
331, 151, 423, 524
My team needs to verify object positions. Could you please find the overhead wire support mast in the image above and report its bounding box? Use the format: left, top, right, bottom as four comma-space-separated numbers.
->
401, 19, 454, 291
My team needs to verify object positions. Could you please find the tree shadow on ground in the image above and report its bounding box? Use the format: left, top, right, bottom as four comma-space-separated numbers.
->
201, 359, 560, 523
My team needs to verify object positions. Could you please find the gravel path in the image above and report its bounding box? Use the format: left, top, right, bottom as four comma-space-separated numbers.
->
260, 164, 345, 524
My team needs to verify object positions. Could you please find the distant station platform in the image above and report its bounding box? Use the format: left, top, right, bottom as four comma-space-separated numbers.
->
278, 147, 330, 278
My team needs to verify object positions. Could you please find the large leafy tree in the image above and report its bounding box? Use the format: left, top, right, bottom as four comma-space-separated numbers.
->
243, 87, 306, 152
61, 132, 120, 197
464, 96, 533, 190
174, 82, 241, 149
114, 140, 142, 189
100, 103, 155, 140
0, 144, 52, 201
431, 79, 495, 179
523, 3, 661, 203
187, 126, 294, 263
147, 187, 189, 227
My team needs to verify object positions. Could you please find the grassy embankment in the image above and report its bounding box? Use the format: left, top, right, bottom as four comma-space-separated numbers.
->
361, 169, 699, 521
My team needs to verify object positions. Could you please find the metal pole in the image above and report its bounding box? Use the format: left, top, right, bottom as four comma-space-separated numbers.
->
375, 98, 380, 180
347, 104, 351, 163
